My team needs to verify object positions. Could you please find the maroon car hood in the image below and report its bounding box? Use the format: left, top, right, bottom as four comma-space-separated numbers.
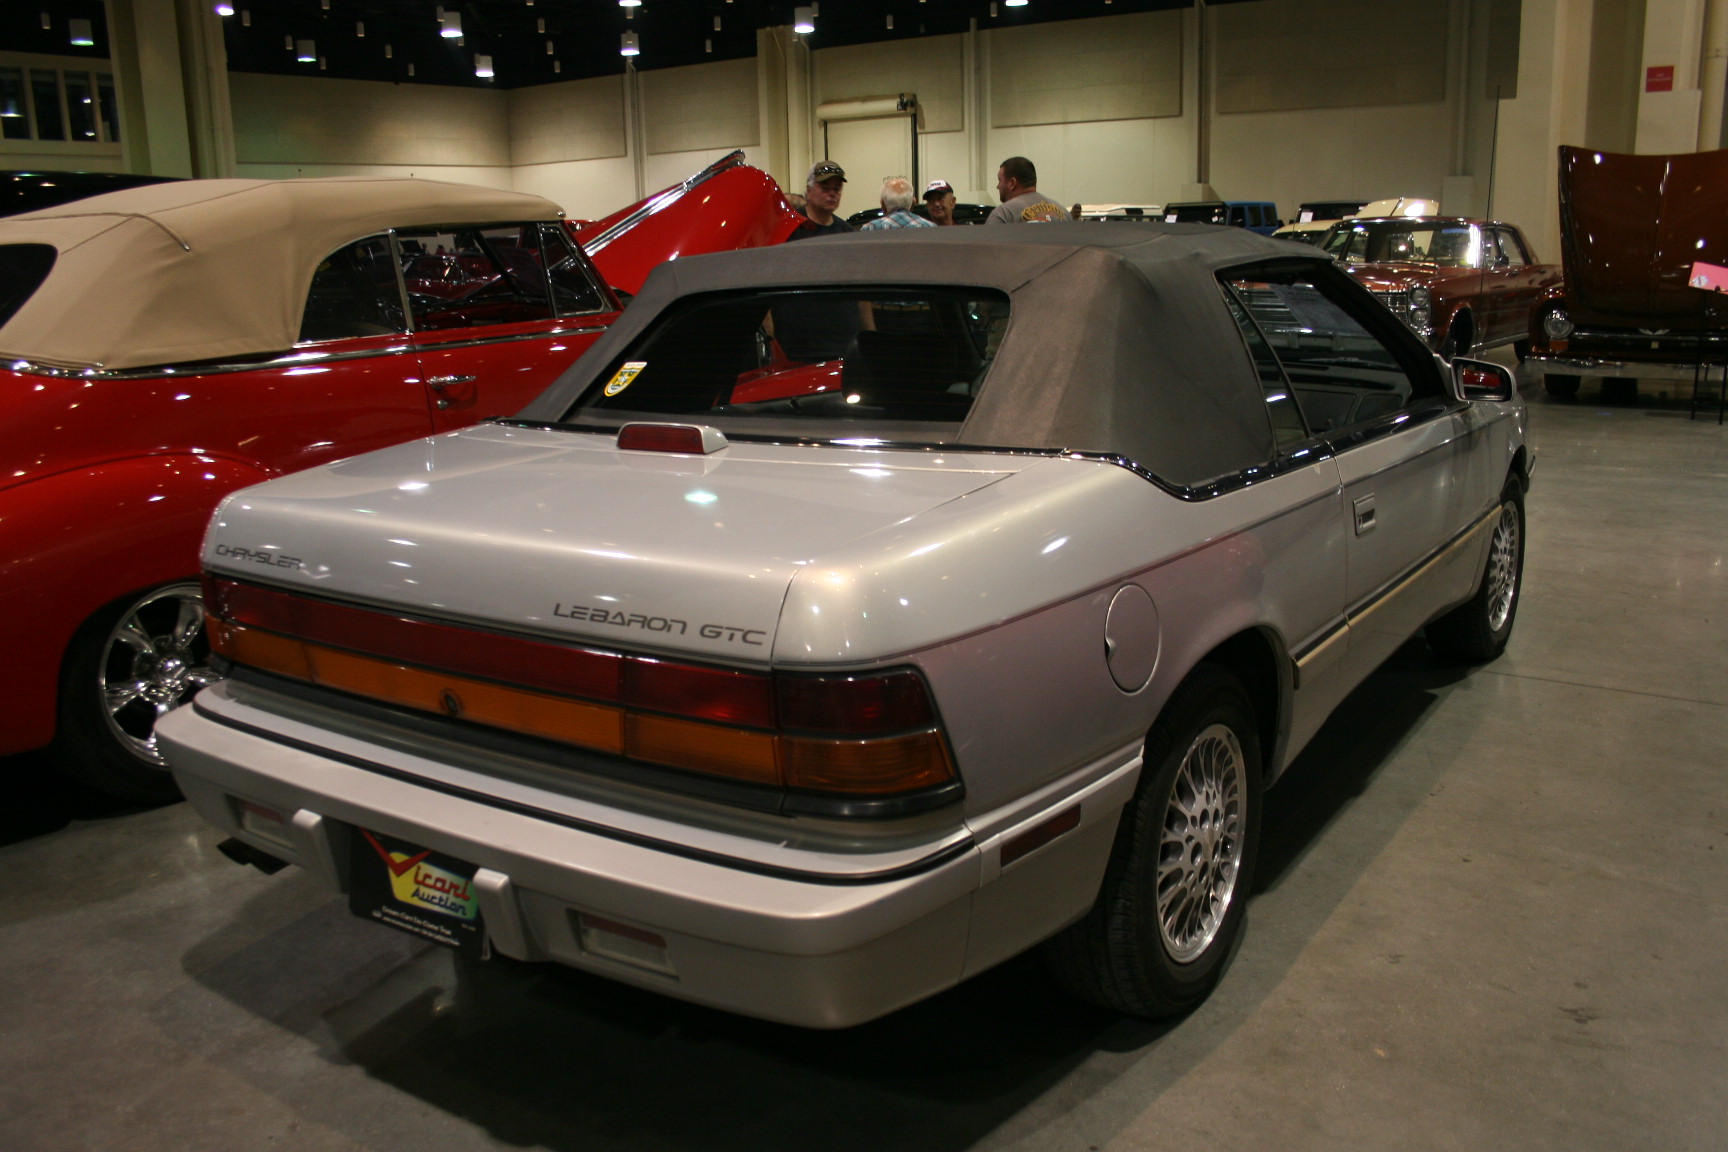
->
573, 151, 803, 297
1558, 145, 1728, 329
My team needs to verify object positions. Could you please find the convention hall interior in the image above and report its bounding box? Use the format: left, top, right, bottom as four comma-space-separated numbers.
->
3, 1, 1725, 1149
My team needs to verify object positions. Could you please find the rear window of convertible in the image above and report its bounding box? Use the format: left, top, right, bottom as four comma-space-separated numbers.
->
0, 243, 56, 331
561, 287, 1011, 433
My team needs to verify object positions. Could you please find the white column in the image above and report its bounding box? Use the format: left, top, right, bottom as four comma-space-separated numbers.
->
1491, 0, 1594, 260
1698, 0, 1728, 147
1636, 0, 1707, 152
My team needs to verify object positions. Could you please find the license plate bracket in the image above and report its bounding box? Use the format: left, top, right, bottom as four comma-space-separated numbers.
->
348, 827, 488, 959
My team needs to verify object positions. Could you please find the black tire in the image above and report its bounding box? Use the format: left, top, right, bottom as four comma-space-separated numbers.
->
50, 581, 217, 802
1543, 374, 1581, 398
1512, 339, 1532, 362
1440, 315, 1473, 361
1427, 477, 1525, 663
1044, 664, 1263, 1018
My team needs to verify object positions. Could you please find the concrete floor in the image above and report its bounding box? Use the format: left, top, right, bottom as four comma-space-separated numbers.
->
4, 372, 1725, 1152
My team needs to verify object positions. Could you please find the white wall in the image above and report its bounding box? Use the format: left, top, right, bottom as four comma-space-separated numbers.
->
205, 0, 1649, 238
229, 72, 511, 186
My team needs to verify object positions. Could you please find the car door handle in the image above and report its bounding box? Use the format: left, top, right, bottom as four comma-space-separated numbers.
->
427, 375, 477, 410
1353, 494, 1377, 535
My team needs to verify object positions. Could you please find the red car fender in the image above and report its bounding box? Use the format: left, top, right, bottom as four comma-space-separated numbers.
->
0, 453, 270, 756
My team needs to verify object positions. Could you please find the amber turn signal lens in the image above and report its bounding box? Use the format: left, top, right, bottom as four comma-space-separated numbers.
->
781, 731, 954, 794
625, 714, 780, 785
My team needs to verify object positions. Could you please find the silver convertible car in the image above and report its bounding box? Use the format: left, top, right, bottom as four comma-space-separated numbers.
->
160, 226, 1528, 1028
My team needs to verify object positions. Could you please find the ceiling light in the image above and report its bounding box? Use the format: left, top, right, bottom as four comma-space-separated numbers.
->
619, 0, 641, 6
553, 60, 561, 72
705, 38, 712, 52
296, 39, 316, 62
1005, 0, 1028, 5
408, 62, 416, 76
714, 15, 721, 29
68, 18, 95, 46
40, 13, 50, 31
440, 12, 462, 37
536, 17, 545, 32
886, 14, 894, 28
1, 99, 21, 118
385, 43, 393, 57
475, 54, 494, 77
620, 30, 639, 56
242, 10, 251, 27
794, 6, 815, 33
214, 3, 235, 15
356, 21, 365, 36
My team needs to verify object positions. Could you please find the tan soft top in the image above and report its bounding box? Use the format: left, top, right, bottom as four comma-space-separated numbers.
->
0, 176, 565, 371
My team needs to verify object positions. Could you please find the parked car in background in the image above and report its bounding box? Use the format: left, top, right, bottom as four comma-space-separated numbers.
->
845, 201, 993, 228
0, 170, 178, 216
0, 159, 799, 800
1321, 215, 1561, 359
1162, 200, 1282, 235
1295, 198, 1369, 222
576, 151, 802, 295
1526, 145, 1728, 398
161, 225, 1529, 1029
1077, 204, 1163, 222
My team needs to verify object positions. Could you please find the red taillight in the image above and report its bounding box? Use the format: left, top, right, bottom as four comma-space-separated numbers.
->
207, 575, 621, 700
624, 658, 775, 728
777, 670, 936, 735
205, 576, 955, 803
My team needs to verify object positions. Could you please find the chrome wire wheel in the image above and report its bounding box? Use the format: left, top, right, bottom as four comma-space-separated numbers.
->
1485, 499, 1522, 633
96, 582, 218, 765
1156, 722, 1247, 964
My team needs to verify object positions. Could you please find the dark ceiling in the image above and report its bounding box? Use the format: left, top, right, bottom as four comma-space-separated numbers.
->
12, 1, 1212, 90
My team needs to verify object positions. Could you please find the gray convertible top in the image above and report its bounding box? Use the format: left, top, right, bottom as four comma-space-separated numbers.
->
519, 224, 1344, 488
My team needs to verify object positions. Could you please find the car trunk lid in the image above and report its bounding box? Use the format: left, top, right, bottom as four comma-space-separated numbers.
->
203, 423, 1025, 664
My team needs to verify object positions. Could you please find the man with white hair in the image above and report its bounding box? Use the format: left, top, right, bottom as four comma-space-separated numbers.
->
860, 176, 936, 230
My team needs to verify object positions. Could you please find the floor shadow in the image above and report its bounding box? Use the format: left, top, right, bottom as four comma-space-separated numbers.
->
0, 750, 173, 848
1255, 638, 1470, 892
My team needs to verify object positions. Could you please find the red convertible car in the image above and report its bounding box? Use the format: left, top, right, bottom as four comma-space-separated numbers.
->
0, 153, 799, 799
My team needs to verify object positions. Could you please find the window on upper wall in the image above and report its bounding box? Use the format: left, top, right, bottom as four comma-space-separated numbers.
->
1223, 267, 1441, 437
0, 65, 120, 143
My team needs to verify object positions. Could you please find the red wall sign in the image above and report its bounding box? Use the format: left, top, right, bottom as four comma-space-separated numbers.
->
1646, 65, 1676, 93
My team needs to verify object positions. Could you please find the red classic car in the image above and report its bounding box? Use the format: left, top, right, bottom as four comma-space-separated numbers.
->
0, 154, 799, 799
1527, 146, 1728, 398
1321, 216, 1562, 359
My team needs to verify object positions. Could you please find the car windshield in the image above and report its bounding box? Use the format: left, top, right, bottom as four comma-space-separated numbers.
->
560, 287, 1010, 438
1323, 221, 1481, 267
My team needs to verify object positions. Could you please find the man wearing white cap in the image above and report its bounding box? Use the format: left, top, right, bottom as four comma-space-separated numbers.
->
923, 179, 959, 226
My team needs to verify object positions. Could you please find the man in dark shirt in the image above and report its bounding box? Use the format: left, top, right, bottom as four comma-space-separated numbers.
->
788, 161, 854, 239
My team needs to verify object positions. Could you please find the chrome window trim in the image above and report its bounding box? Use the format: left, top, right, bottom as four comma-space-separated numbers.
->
7, 325, 608, 381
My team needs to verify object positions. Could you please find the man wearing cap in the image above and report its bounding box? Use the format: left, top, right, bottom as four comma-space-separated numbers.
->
860, 177, 936, 230
923, 179, 959, 226
788, 160, 854, 240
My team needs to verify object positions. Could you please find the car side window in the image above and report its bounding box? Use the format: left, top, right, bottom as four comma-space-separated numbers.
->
396, 224, 558, 332
1224, 268, 1440, 436
537, 223, 611, 317
299, 235, 406, 343
1220, 286, 1310, 448
1495, 228, 1530, 266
